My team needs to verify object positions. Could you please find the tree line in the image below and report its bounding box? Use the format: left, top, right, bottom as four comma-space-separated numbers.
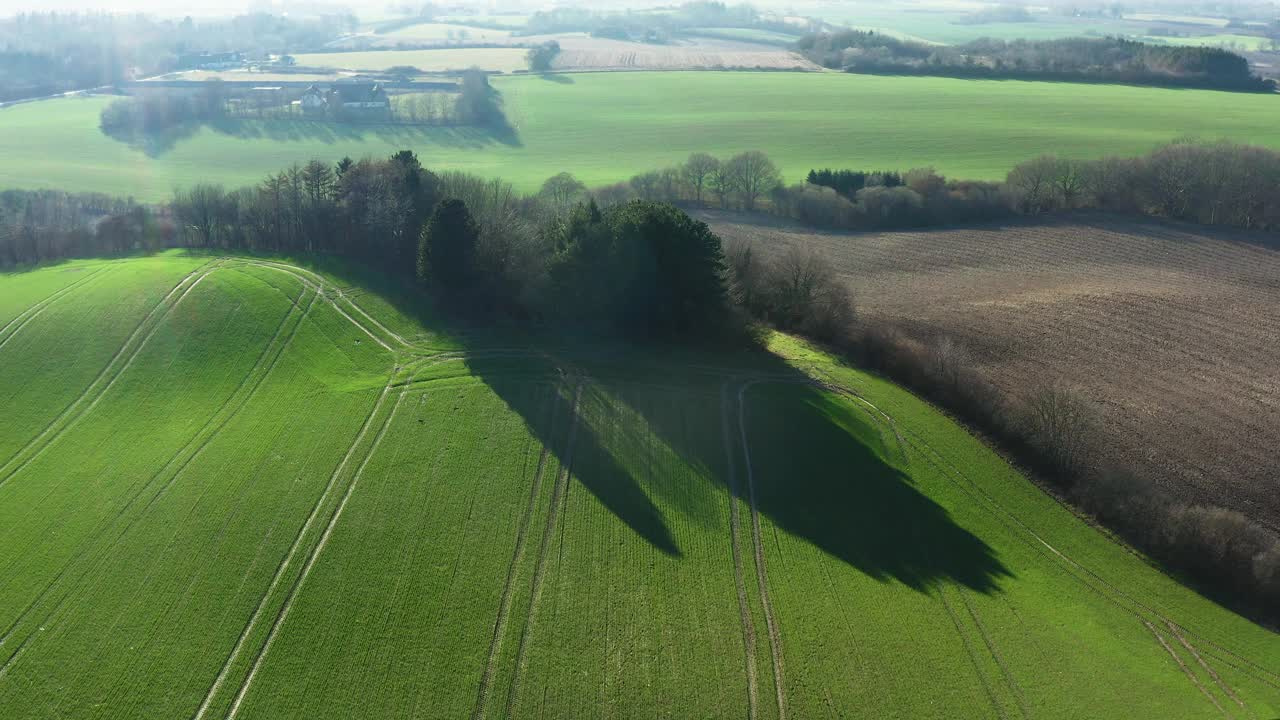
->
100, 72, 500, 144
797, 31, 1276, 92
594, 142, 1280, 233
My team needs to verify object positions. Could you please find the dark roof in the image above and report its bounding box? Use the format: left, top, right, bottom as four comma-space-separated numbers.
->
328, 83, 387, 103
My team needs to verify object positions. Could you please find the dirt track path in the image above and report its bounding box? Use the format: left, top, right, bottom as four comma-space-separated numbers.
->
737, 382, 788, 720
504, 382, 583, 719
720, 381, 760, 720
191, 372, 401, 720
472, 385, 560, 720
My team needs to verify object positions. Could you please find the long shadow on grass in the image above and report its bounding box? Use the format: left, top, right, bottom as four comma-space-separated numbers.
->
266, 254, 1007, 593
462, 342, 1010, 594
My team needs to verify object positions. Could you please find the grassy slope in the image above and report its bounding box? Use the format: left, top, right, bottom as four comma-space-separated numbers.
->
1, 71, 1279, 200
0, 253, 1277, 718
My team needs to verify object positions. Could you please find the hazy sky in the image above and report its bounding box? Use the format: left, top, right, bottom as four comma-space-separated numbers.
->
0, 1, 252, 15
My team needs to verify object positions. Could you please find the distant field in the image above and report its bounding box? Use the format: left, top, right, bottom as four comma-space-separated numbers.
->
1128, 12, 1231, 27
435, 13, 529, 28
685, 27, 801, 45
381, 22, 514, 42
1, 71, 1279, 200
550, 37, 814, 70
707, 210, 1280, 531
0, 253, 1277, 718
294, 48, 530, 73
1149, 33, 1277, 51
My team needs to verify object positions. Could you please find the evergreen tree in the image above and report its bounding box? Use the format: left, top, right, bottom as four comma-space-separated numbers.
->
417, 199, 479, 293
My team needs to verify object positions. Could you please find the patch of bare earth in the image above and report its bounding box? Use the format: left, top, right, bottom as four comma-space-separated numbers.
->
552, 36, 817, 71
704, 210, 1280, 530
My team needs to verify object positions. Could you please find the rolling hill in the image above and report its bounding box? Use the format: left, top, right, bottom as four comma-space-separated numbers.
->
0, 252, 1278, 718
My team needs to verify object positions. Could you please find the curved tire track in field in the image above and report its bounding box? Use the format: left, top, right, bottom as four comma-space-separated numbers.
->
936, 583, 1008, 720
472, 385, 559, 720
736, 382, 788, 720
223, 386, 406, 720
191, 372, 400, 720
504, 382, 583, 719
719, 380, 760, 720
0, 261, 220, 491
0, 286, 318, 676
238, 260, 410, 346
0, 266, 110, 353
235, 260, 406, 352
956, 587, 1029, 720
1145, 620, 1229, 717
1166, 621, 1249, 715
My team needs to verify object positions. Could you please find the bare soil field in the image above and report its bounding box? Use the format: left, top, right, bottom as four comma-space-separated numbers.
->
323, 29, 817, 71
550, 36, 816, 71
705, 210, 1280, 529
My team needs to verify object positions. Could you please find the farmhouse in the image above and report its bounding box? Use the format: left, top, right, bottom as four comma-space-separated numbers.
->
326, 83, 391, 120
298, 84, 327, 117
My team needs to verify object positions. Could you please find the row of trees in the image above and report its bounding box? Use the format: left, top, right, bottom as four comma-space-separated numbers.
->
0, 190, 170, 268
100, 73, 498, 145
797, 31, 1276, 92
582, 142, 1280, 233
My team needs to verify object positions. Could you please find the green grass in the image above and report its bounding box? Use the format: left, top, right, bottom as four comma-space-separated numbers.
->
2, 71, 1279, 201
0, 254, 1277, 718
294, 48, 529, 73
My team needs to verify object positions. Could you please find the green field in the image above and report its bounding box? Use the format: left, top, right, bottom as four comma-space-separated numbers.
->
1149, 33, 1278, 51
294, 48, 529, 73
1, 71, 1279, 201
0, 252, 1278, 718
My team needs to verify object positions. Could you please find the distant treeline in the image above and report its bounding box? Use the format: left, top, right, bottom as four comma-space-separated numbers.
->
0, 12, 354, 103
0, 190, 171, 267
518, 1, 812, 42
601, 141, 1280, 233
797, 31, 1277, 92
99, 73, 500, 143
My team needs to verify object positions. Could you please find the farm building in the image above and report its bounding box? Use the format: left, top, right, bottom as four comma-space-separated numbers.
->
298, 85, 327, 117
327, 83, 391, 120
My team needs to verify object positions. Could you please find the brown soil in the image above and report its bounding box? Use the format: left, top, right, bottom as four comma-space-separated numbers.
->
704, 210, 1280, 531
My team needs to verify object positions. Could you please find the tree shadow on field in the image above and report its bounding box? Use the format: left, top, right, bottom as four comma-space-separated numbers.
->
282, 256, 1008, 593
459, 339, 1010, 594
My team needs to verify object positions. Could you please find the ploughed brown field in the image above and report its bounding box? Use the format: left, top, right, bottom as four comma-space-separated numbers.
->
704, 210, 1280, 529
